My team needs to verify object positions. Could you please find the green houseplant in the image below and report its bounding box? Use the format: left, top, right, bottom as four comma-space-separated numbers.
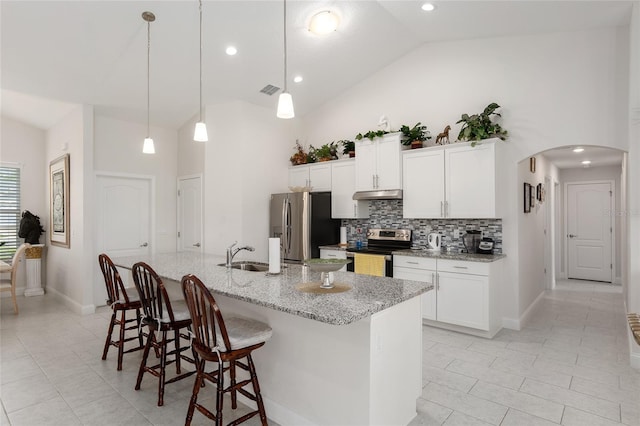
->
456, 102, 508, 146
309, 143, 335, 162
355, 130, 388, 141
399, 122, 430, 149
340, 140, 356, 157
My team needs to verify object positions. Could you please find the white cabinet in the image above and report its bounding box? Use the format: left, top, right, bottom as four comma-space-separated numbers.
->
394, 255, 503, 336
355, 133, 403, 191
331, 160, 369, 219
288, 163, 332, 192
320, 248, 347, 272
402, 139, 499, 219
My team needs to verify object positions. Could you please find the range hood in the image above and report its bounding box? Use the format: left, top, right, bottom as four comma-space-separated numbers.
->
352, 189, 403, 201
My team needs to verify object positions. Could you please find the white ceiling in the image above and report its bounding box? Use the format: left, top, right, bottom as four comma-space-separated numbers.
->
0, 1, 633, 130
541, 145, 625, 170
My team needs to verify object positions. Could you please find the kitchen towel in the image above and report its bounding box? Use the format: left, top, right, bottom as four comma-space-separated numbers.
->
354, 253, 385, 277
268, 238, 280, 274
339, 227, 347, 246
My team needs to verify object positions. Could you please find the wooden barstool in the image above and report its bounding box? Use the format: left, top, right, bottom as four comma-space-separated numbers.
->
132, 262, 196, 406
181, 274, 272, 426
98, 253, 145, 371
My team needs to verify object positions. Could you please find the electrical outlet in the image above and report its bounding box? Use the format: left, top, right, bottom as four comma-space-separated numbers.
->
453, 229, 459, 239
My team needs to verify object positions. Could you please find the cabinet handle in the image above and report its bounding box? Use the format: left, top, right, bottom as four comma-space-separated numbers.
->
327, 254, 337, 258
431, 272, 435, 287
407, 261, 419, 265
453, 266, 468, 269
353, 204, 357, 216
376, 174, 380, 188
445, 201, 449, 217
436, 273, 440, 290
372, 175, 376, 188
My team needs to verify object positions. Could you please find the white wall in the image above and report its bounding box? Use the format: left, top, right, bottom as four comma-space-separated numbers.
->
558, 165, 623, 282
45, 105, 95, 313
300, 27, 630, 325
518, 154, 559, 317
0, 116, 47, 291
94, 115, 178, 253
202, 100, 299, 261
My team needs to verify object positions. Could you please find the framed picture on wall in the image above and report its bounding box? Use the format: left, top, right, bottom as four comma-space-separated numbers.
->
530, 183, 536, 208
523, 183, 531, 213
530, 157, 536, 173
49, 154, 70, 248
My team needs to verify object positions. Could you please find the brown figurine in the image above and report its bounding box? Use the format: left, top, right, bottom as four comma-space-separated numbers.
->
435, 125, 451, 145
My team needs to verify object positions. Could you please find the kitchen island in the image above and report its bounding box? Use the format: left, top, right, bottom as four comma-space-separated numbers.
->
113, 252, 430, 426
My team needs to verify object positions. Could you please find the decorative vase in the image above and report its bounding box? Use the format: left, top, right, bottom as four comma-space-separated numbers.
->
410, 140, 423, 149
348, 151, 355, 158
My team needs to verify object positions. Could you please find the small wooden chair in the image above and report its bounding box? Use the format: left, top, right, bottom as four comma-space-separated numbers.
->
0, 243, 31, 314
98, 253, 145, 371
181, 274, 272, 426
132, 262, 196, 406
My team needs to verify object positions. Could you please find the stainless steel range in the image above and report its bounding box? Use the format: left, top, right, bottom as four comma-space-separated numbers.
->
346, 229, 412, 277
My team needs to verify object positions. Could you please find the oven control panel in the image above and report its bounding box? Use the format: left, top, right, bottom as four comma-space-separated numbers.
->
366, 228, 411, 241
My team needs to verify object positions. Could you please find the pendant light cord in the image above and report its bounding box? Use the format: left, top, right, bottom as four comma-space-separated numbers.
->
146, 18, 151, 138
199, 0, 203, 122
283, 0, 288, 93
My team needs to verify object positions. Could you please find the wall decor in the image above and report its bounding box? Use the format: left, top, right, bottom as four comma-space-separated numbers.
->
523, 183, 531, 213
536, 183, 543, 201
49, 154, 70, 248
530, 182, 536, 208
529, 157, 536, 173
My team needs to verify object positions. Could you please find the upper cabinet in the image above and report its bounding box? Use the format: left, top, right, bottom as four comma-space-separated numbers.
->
355, 133, 403, 191
403, 139, 502, 219
288, 163, 332, 192
331, 160, 369, 219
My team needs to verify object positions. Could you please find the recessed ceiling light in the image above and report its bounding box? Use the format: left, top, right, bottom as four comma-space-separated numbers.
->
573, 147, 584, 153
308, 11, 339, 35
293, 76, 303, 83
225, 46, 237, 56
582, 160, 591, 165
421, 3, 435, 11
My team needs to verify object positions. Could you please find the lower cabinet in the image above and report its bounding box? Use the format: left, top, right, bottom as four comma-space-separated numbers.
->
394, 255, 503, 336
320, 248, 347, 272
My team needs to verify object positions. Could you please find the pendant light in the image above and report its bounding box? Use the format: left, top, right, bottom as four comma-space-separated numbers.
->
277, 0, 294, 119
142, 11, 156, 154
193, 0, 208, 141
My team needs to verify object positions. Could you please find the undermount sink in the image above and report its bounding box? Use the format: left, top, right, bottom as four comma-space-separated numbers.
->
217, 261, 278, 272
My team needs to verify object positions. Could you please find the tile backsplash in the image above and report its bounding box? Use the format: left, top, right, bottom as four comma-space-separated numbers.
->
342, 200, 502, 254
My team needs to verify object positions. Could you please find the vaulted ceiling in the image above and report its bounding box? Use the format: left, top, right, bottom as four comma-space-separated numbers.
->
1, 1, 633, 130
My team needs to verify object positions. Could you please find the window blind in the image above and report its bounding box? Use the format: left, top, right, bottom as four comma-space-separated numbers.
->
0, 166, 21, 260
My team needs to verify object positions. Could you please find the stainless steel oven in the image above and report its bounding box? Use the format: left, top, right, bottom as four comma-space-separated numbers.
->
345, 229, 411, 277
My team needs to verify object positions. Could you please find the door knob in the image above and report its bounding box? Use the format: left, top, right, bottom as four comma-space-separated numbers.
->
193, 243, 201, 247
568, 234, 577, 238
140, 242, 148, 247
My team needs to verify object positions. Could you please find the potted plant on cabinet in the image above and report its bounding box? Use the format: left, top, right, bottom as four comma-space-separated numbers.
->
340, 140, 356, 158
289, 141, 308, 166
456, 102, 508, 146
400, 122, 431, 149
355, 130, 388, 141
309, 143, 334, 162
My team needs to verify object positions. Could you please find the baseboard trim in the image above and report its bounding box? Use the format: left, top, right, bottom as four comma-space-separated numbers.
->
630, 350, 640, 370
502, 291, 546, 331
46, 287, 96, 315
237, 393, 314, 425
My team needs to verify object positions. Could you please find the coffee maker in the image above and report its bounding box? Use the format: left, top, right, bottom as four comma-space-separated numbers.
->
462, 230, 482, 253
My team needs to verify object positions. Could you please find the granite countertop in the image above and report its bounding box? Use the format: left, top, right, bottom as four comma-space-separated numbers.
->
112, 252, 430, 326
392, 249, 506, 262
319, 244, 349, 251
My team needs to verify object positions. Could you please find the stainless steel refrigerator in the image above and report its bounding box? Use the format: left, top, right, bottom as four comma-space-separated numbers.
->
269, 191, 340, 263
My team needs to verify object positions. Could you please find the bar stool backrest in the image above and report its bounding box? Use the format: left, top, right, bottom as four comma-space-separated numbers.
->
98, 253, 130, 305
132, 262, 176, 323
181, 274, 232, 354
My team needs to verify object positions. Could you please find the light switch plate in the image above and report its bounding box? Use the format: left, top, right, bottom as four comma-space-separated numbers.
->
453, 229, 460, 239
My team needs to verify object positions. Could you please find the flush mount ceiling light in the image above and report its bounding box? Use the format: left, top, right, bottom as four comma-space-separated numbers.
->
277, 0, 294, 119
293, 75, 303, 83
582, 160, 592, 165
193, 0, 208, 142
308, 10, 339, 35
225, 46, 237, 56
573, 147, 585, 153
421, 3, 436, 12
142, 11, 156, 154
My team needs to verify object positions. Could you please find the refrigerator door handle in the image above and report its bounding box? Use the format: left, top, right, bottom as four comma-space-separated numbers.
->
286, 199, 292, 253
281, 197, 288, 255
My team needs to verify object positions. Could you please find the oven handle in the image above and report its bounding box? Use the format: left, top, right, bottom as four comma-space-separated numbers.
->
345, 251, 392, 261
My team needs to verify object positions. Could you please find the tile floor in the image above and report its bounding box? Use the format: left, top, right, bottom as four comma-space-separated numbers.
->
1, 279, 639, 425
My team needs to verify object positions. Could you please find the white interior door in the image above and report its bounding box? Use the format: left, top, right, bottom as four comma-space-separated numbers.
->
567, 182, 612, 282
178, 175, 203, 252
95, 175, 152, 306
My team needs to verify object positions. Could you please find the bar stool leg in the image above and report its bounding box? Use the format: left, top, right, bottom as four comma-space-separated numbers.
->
102, 311, 116, 360
158, 330, 168, 406
135, 328, 154, 390
185, 359, 205, 426
117, 310, 127, 371
215, 360, 225, 426
174, 329, 182, 374
247, 354, 268, 425
230, 360, 237, 409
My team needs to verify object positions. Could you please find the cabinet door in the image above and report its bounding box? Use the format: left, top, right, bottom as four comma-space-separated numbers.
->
289, 166, 309, 188
437, 271, 489, 330
375, 134, 402, 190
331, 160, 369, 219
403, 150, 445, 218
308, 163, 332, 192
394, 266, 436, 320
320, 249, 347, 271
445, 142, 495, 218
355, 140, 376, 191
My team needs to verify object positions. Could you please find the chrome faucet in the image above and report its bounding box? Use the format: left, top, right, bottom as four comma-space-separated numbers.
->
226, 241, 255, 267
